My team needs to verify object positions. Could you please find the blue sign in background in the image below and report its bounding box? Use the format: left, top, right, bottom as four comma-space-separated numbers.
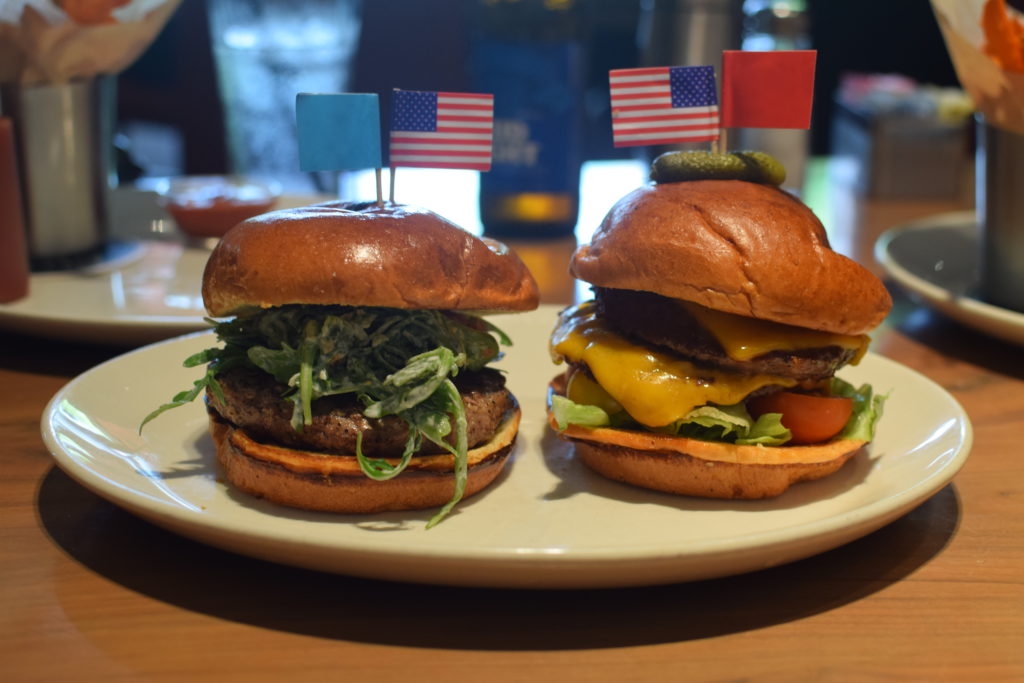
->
471, 40, 584, 194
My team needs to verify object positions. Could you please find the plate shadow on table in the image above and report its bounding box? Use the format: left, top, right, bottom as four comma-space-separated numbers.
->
1, 332, 126, 378
38, 461, 960, 651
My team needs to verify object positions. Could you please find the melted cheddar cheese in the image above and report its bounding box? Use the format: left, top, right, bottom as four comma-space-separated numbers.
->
677, 301, 869, 364
550, 303, 798, 427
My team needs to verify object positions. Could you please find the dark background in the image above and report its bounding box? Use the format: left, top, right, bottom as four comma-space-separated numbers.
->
116, 0, 962, 178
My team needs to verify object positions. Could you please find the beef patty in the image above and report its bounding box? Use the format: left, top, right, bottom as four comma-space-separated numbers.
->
594, 287, 858, 381
208, 366, 513, 457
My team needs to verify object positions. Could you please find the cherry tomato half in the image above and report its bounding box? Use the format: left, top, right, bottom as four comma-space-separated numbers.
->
747, 392, 854, 445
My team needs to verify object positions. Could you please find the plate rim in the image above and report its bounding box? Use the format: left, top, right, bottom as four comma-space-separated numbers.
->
875, 212, 1024, 342
0, 242, 210, 344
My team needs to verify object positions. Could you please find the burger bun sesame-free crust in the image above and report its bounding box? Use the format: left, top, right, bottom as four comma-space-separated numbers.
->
203, 201, 540, 317
570, 181, 891, 336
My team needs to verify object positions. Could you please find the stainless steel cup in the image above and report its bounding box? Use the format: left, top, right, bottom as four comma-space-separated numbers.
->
977, 117, 1024, 312
0, 78, 114, 271
637, 0, 742, 161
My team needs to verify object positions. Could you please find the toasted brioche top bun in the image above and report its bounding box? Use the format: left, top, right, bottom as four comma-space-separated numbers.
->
571, 180, 892, 335
203, 202, 540, 317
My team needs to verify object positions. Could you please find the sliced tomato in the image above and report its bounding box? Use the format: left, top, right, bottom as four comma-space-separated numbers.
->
747, 392, 854, 445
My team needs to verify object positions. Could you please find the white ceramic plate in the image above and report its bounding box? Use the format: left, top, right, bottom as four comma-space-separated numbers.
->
42, 306, 972, 589
875, 211, 1024, 346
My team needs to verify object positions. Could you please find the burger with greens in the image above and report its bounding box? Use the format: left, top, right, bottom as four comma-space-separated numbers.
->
145, 201, 539, 526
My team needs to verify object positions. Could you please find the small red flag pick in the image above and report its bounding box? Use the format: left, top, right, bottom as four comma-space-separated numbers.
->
721, 50, 817, 129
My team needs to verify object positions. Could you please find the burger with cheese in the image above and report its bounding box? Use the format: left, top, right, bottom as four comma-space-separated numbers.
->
548, 153, 891, 499
144, 201, 539, 526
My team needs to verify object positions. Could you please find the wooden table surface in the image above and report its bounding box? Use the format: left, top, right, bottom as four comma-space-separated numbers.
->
3, 167, 1022, 682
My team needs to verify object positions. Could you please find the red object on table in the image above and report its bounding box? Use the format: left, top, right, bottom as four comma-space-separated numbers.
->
164, 195, 278, 238
0, 117, 29, 303
159, 176, 279, 238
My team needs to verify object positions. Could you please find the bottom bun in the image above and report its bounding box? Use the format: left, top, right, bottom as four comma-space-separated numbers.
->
547, 380, 864, 499
210, 402, 520, 514
569, 438, 862, 499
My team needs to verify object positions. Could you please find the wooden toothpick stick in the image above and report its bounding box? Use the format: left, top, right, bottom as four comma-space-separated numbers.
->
716, 128, 729, 154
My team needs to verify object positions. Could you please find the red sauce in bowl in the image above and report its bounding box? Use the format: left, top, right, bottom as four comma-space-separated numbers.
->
159, 176, 279, 238
165, 196, 277, 237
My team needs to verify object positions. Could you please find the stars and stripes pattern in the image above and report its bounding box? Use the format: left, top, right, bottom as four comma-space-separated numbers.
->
389, 89, 494, 170
609, 65, 720, 147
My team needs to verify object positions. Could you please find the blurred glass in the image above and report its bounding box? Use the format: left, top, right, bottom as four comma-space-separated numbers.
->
206, 0, 362, 193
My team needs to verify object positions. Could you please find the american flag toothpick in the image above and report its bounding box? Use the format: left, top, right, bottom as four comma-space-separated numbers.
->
389, 89, 495, 171
609, 65, 720, 148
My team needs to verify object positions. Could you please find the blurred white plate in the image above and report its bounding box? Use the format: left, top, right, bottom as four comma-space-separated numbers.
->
41, 306, 972, 589
0, 191, 327, 346
0, 241, 211, 346
876, 211, 1024, 346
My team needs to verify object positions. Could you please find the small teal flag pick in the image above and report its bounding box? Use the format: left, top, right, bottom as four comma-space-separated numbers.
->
296, 93, 382, 171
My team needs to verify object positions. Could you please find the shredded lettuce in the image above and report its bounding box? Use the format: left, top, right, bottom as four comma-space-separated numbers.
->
551, 394, 611, 431
830, 376, 887, 442
553, 377, 886, 447
142, 305, 509, 527
668, 404, 791, 445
